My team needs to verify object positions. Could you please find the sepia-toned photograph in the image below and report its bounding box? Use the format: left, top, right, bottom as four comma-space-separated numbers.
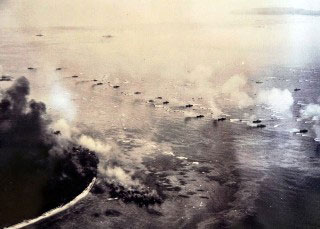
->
1, 1, 320, 228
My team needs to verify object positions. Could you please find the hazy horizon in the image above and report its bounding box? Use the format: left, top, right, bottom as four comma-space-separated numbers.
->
1, 0, 320, 28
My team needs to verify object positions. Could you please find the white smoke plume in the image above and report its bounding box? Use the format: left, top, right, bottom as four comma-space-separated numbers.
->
50, 120, 144, 188
300, 104, 320, 120
78, 135, 112, 155
49, 83, 77, 121
51, 119, 79, 140
27, 64, 78, 122
221, 74, 254, 108
300, 104, 320, 140
257, 88, 294, 113
102, 166, 140, 188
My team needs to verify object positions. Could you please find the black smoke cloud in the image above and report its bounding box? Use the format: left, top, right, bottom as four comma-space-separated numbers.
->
0, 77, 98, 228
0, 77, 50, 156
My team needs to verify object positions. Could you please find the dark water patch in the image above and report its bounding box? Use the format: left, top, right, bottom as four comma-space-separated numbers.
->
225, 181, 238, 188
156, 173, 169, 179
231, 214, 265, 229
206, 175, 227, 185
206, 186, 238, 213
105, 209, 122, 217
92, 213, 100, 218
166, 186, 182, 192
252, 166, 320, 228
187, 191, 196, 195
146, 208, 163, 216
178, 194, 190, 198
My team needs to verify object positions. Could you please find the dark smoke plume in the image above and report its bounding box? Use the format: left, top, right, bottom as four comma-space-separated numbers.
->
0, 77, 98, 228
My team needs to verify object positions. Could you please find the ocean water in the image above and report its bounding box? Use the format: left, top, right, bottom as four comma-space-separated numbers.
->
1, 16, 320, 228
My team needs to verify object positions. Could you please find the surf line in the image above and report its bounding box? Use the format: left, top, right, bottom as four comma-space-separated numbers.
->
5, 177, 97, 229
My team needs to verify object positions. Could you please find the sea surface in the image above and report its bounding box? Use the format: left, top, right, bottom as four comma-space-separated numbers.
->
1, 16, 320, 228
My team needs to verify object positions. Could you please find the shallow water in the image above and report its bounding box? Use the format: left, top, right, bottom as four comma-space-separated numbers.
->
1, 20, 320, 228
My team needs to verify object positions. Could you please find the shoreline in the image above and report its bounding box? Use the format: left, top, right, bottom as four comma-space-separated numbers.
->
5, 177, 97, 229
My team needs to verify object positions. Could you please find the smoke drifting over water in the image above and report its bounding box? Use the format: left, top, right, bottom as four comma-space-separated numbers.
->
257, 88, 294, 114
301, 103, 320, 120
2, 1, 320, 227
0, 76, 163, 228
221, 74, 254, 109
300, 103, 320, 140
0, 77, 98, 227
78, 135, 144, 187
